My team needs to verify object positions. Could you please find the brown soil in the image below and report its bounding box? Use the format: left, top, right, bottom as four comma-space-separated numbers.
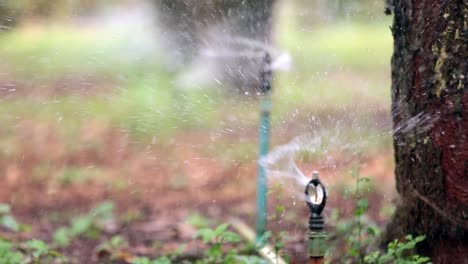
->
0, 119, 395, 263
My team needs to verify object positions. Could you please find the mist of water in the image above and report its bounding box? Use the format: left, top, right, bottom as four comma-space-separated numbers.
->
260, 129, 363, 196
200, 36, 292, 71
261, 105, 440, 197
176, 27, 291, 89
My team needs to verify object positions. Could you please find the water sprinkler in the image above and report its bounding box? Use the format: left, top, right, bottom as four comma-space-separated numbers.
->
305, 171, 327, 264
259, 53, 272, 93
256, 52, 272, 242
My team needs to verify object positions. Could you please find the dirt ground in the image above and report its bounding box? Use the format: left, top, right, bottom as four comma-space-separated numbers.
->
0, 117, 396, 263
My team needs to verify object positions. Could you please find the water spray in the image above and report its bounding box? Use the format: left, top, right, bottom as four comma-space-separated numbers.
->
305, 171, 327, 264
256, 52, 272, 242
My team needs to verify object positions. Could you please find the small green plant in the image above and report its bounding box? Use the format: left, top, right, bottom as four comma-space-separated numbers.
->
97, 235, 128, 253
26, 240, 50, 259
185, 212, 212, 228
193, 223, 267, 264
350, 161, 374, 263
131, 244, 187, 264
24, 239, 65, 263
262, 183, 291, 262
53, 201, 115, 247
326, 164, 381, 264
132, 256, 172, 264
233, 255, 267, 264
194, 223, 241, 263
364, 235, 431, 264
0, 240, 23, 264
0, 239, 65, 264
257, 230, 290, 263
0, 204, 19, 232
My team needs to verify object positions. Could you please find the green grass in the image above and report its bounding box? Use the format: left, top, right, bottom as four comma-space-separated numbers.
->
0, 20, 393, 147
275, 17, 393, 110
0, 26, 162, 79
277, 11, 393, 69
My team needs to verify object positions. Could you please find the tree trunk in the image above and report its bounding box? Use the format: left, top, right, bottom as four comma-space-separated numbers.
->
383, 0, 467, 262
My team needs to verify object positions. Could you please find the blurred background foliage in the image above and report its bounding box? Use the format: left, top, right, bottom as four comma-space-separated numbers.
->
0, 0, 392, 143
0, 0, 395, 262
1, 0, 387, 29
0, 0, 134, 25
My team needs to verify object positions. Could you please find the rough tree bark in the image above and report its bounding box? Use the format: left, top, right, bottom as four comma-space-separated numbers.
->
383, 0, 467, 262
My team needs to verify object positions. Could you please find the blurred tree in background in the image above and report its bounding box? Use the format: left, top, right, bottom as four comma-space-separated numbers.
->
156, 0, 276, 63
1, 0, 388, 92
1, 0, 69, 27
0, 0, 135, 30
154, 0, 276, 93
152, 0, 388, 92
1, 0, 387, 31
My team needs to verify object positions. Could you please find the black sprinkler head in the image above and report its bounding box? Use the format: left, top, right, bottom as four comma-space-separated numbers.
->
259, 52, 272, 94
305, 171, 327, 231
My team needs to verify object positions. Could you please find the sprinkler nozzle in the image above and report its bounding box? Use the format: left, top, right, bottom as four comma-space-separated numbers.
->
305, 171, 327, 259
259, 53, 272, 94
312, 170, 319, 180
305, 172, 327, 217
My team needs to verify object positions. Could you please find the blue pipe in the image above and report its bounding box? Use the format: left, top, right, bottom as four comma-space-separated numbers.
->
256, 53, 272, 242
256, 94, 271, 241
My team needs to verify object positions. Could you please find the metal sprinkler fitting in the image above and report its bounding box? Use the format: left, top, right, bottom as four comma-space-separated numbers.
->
305, 171, 327, 264
259, 53, 272, 94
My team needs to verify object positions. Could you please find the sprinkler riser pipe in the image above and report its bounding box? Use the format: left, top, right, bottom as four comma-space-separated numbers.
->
256, 93, 271, 240
308, 231, 326, 258
305, 171, 327, 261
255, 53, 273, 242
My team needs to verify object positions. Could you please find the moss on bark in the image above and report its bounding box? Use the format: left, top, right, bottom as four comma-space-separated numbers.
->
383, 0, 467, 262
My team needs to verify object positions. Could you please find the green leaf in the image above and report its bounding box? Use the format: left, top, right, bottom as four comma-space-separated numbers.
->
194, 228, 215, 243
275, 205, 284, 213
152, 256, 171, 264
256, 231, 271, 246
0, 215, 19, 232
132, 257, 152, 264
275, 240, 284, 251
348, 247, 359, 257
26, 239, 49, 258
0, 240, 24, 264
366, 227, 377, 237
359, 177, 371, 182
208, 243, 222, 257
185, 213, 210, 228
357, 198, 369, 209
235, 255, 268, 264
70, 216, 92, 236
353, 207, 365, 216
336, 221, 352, 233
109, 235, 128, 248
214, 223, 229, 235
414, 235, 426, 243
92, 201, 114, 216
53, 227, 71, 247
220, 231, 240, 243
0, 204, 11, 214
378, 252, 394, 263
